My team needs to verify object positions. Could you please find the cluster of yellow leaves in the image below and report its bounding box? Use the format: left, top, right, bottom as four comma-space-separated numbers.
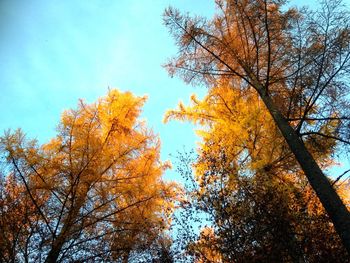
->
0, 89, 179, 261
165, 83, 342, 184
189, 227, 222, 263
57, 89, 177, 244
165, 85, 290, 179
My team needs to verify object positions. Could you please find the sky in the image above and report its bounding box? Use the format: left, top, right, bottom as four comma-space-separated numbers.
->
0, 0, 348, 182
0, 0, 217, 180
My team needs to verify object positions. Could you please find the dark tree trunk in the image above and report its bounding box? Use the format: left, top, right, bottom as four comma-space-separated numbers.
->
44, 192, 87, 263
255, 84, 350, 255
45, 238, 65, 263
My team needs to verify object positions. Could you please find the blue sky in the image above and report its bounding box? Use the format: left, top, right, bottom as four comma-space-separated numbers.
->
0, 0, 216, 181
1, 0, 348, 181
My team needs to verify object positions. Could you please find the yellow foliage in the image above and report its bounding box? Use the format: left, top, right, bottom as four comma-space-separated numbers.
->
165, 83, 340, 184
190, 227, 223, 263
0, 89, 179, 261
165, 84, 288, 180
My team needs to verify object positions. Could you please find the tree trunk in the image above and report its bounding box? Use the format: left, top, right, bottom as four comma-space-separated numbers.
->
44, 189, 88, 263
45, 238, 65, 263
255, 85, 350, 255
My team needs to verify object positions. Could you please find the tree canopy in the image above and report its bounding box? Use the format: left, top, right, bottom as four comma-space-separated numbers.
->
166, 83, 349, 262
0, 89, 177, 262
164, 0, 350, 254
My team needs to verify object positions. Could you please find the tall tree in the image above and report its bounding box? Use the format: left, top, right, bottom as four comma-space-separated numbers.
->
167, 85, 349, 262
0, 89, 177, 262
164, 0, 350, 252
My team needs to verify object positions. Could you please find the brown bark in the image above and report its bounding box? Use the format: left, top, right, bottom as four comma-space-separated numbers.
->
44, 188, 88, 263
254, 83, 350, 255
45, 239, 65, 263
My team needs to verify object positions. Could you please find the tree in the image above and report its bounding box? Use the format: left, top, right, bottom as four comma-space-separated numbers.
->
164, 0, 350, 253
0, 89, 177, 262
178, 162, 349, 262
167, 85, 349, 262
